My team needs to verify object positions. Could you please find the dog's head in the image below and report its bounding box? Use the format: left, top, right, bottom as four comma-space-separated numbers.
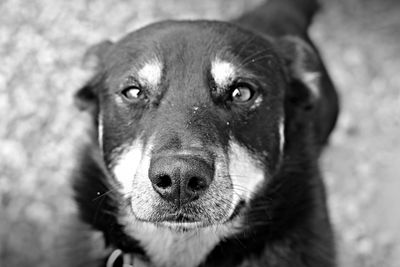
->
75, 20, 320, 236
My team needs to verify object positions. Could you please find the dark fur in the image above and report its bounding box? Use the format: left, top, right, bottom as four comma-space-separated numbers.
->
71, 0, 339, 266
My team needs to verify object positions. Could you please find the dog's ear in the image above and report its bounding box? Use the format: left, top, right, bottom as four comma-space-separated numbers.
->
277, 36, 321, 111
74, 40, 113, 112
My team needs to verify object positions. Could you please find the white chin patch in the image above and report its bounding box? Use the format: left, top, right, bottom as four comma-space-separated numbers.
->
111, 139, 145, 195
122, 218, 239, 267
228, 139, 266, 204
211, 57, 236, 88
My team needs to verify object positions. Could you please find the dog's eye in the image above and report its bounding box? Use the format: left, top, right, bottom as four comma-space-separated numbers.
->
230, 84, 254, 103
120, 86, 143, 101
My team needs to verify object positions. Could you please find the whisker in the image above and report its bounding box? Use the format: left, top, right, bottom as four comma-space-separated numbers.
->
241, 54, 274, 67
92, 194, 108, 224
236, 36, 259, 56
238, 48, 273, 68
92, 188, 119, 201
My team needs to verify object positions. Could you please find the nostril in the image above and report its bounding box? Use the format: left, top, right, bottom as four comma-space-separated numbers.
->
156, 175, 172, 189
187, 176, 207, 192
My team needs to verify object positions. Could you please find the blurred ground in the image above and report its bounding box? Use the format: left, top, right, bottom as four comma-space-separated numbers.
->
0, 0, 399, 266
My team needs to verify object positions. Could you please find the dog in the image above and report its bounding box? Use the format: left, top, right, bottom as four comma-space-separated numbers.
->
72, 0, 339, 266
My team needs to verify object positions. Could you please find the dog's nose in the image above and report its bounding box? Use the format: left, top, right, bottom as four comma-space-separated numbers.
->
148, 155, 214, 206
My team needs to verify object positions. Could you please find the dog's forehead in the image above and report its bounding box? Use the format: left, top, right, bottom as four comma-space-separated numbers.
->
136, 57, 237, 90
104, 21, 281, 90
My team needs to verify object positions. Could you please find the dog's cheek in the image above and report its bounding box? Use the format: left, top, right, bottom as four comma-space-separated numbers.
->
227, 139, 268, 203
100, 100, 148, 166
110, 139, 145, 195
230, 105, 285, 173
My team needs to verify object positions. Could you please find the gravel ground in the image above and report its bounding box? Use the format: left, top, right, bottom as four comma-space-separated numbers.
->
0, 0, 399, 266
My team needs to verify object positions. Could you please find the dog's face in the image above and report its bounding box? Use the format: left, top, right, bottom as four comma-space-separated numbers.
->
76, 20, 319, 239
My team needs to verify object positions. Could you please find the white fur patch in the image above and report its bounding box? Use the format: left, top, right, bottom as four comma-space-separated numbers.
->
251, 95, 263, 110
138, 59, 162, 86
98, 112, 103, 149
112, 139, 144, 195
211, 58, 236, 88
122, 218, 238, 267
302, 72, 321, 98
228, 139, 265, 203
279, 116, 285, 154
128, 139, 157, 219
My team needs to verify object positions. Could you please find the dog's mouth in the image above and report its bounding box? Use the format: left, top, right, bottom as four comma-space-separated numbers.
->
159, 220, 207, 231
135, 199, 247, 231
133, 211, 208, 230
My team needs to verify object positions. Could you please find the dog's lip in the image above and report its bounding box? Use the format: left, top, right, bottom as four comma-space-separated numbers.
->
133, 211, 207, 228
131, 199, 246, 230
133, 200, 246, 221
157, 200, 246, 229
158, 220, 208, 230
160, 201, 246, 230
156, 213, 209, 230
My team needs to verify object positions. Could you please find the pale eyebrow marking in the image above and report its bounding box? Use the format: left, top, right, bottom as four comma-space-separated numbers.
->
211, 58, 236, 88
138, 59, 163, 86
